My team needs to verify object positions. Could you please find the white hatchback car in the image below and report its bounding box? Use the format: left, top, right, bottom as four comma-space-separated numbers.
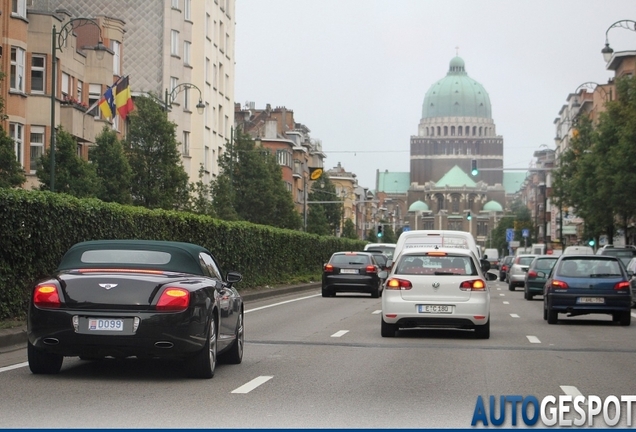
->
381, 247, 497, 339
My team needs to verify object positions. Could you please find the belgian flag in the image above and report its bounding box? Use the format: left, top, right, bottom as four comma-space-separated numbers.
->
115, 76, 135, 120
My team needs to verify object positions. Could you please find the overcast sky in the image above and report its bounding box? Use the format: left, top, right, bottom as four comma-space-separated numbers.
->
234, 0, 635, 189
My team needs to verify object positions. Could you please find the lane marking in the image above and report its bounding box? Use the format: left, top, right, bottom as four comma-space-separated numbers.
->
499, 294, 505, 296
560, 385, 583, 397
496, 288, 501, 291
372, 310, 382, 314
526, 335, 541, 344
231, 375, 274, 394
0, 362, 28, 373
510, 314, 520, 318
245, 294, 321, 313
632, 312, 636, 318
331, 330, 349, 338
503, 301, 510, 304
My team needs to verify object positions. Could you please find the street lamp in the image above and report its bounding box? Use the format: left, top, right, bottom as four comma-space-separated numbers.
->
601, 20, 636, 63
50, 18, 107, 192
164, 83, 206, 114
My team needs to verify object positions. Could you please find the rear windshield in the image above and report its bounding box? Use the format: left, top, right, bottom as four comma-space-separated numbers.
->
395, 254, 477, 276
366, 247, 395, 259
81, 249, 172, 265
331, 254, 371, 266
534, 258, 558, 271
558, 258, 623, 278
517, 256, 536, 266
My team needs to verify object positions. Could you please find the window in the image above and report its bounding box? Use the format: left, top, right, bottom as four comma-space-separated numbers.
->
30, 54, 45, 93
277, 150, 292, 167
206, 14, 211, 40
183, 131, 190, 156
171, 0, 179, 8
184, 86, 190, 111
112, 41, 121, 75
77, 80, 83, 104
212, 62, 216, 87
448, 220, 463, 231
88, 84, 102, 117
451, 195, 459, 213
61, 72, 70, 98
219, 21, 224, 53
29, 126, 45, 173
219, 63, 224, 94
204, 145, 209, 171
10, 123, 24, 168
225, 33, 229, 55
184, 41, 191, 66
184, 0, 191, 20
12, 0, 26, 18
171, 30, 179, 56
170, 77, 178, 106
10, 47, 25, 92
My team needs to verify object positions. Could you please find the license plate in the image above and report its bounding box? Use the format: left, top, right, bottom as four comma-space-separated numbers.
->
88, 318, 124, 331
418, 305, 453, 314
340, 269, 358, 274
577, 297, 605, 304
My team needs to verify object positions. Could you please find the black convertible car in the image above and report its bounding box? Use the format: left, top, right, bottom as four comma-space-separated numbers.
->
27, 240, 244, 379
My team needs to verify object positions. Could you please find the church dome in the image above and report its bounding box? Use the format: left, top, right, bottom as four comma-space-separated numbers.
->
409, 200, 430, 212
483, 200, 503, 212
422, 56, 492, 119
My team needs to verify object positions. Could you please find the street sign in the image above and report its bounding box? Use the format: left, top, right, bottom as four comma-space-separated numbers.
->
522, 229, 530, 238
506, 228, 514, 242
402, 226, 410, 232
509, 241, 520, 247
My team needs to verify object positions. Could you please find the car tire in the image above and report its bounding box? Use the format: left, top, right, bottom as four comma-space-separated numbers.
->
28, 341, 63, 374
188, 316, 217, 379
547, 309, 558, 325
381, 318, 397, 337
321, 288, 332, 297
220, 310, 244, 364
474, 317, 490, 339
543, 304, 548, 320
619, 311, 631, 326
499, 274, 505, 282
524, 289, 533, 300
371, 284, 380, 299
508, 281, 515, 291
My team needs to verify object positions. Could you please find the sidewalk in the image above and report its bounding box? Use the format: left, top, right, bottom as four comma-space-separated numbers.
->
0, 282, 321, 352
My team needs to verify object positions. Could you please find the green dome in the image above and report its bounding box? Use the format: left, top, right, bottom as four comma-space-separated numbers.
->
422, 56, 492, 119
483, 200, 503, 212
409, 200, 430, 212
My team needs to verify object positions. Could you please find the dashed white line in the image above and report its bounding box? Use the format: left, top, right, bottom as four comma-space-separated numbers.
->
510, 314, 520, 318
231, 376, 274, 394
245, 294, 321, 313
631, 312, 636, 319
503, 301, 510, 304
331, 330, 349, 338
499, 293, 505, 296
372, 310, 382, 315
560, 385, 583, 397
0, 362, 28, 373
526, 335, 541, 344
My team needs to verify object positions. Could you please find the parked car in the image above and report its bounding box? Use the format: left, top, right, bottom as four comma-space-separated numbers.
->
322, 251, 387, 298
595, 246, 636, 267
499, 256, 514, 282
27, 240, 244, 378
381, 247, 497, 339
543, 255, 632, 325
524, 255, 558, 300
508, 254, 538, 291
626, 257, 636, 307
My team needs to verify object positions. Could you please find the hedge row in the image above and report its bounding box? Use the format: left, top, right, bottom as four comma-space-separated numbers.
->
0, 189, 366, 320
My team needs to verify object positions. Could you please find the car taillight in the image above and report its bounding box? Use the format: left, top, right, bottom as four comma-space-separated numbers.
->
365, 265, 377, 273
459, 279, 486, 291
502, 265, 508, 271
324, 264, 334, 273
33, 283, 61, 308
551, 280, 569, 289
386, 278, 412, 290
527, 270, 537, 278
156, 287, 190, 311
614, 281, 630, 290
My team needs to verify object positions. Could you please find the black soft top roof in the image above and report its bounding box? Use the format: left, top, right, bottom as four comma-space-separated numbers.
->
57, 240, 209, 275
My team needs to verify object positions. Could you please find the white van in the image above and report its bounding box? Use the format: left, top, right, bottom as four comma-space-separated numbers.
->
563, 245, 595, 255
363, 243, 397, 260
483, 248, 500, 269
391, 230, 482, 264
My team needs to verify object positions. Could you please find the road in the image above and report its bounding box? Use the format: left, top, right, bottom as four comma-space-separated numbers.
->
2, 278, 636, 428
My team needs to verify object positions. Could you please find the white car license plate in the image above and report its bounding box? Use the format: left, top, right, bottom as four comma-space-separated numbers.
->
88, 318, 124, 331
418, 305, 453, 314
340, 269, 358, 274
577, 297, 604, 304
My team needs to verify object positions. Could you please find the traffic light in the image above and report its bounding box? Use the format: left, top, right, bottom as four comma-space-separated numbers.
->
377, 225, 383, 238
466, 211, 472, 221
471, 159, 478, 176
588, 238, 595, 247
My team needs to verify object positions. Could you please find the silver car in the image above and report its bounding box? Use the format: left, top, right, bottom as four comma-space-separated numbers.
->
508, 254, 538, 291
381, 247, 497, 339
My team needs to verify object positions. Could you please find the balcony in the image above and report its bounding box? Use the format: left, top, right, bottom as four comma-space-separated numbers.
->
59, 104, 96, 143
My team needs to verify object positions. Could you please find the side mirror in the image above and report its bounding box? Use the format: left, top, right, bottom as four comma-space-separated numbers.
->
378, 270, 388, 279
387, 259, 393, 268
537, 271, 546, 278
226, 271, 242, 285
485, 272, 498, 281
480, 259, 491, 272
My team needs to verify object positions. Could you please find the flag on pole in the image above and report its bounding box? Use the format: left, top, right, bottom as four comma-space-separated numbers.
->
98, 86, 116, 119
115, 76, 134, 120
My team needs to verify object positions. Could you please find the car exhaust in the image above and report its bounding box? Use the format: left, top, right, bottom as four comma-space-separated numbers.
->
43, 338, 59, 345
154, 341, 174, 349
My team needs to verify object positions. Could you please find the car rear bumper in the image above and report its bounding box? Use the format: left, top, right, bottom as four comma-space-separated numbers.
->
526, 281, 546, 294
547, 293, 631, 314
323, 275, 379, 293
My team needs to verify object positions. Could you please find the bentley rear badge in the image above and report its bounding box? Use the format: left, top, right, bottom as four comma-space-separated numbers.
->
99, 283, 118, 290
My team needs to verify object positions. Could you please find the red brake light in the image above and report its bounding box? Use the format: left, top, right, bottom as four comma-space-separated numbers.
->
365, 265, 377, 273
551, 280, 569, 289
386, 278, 412, 290
156, 287, 190, 311
527, 270, 537, 278
614, 281, 630, 290
459, 279, 486, 291
502, 265, 509, 271
427, 251, 448, 256
324, 264, 334, 272
33, 283, 61, 308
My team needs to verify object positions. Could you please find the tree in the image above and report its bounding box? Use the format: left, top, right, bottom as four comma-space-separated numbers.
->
90, 126, 132, 204
36, 127, 100, 197
341, 218, 358, 239
187, 164, 215, 215
125, 96, 190, 210
307, 174, 342, 235
306, 202, 331, 236
0, 128, 26, 188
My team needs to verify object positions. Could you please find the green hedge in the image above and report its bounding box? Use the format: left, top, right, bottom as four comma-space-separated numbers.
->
0, 189, 366, 320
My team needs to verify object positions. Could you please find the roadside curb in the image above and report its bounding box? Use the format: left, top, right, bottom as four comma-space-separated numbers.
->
0, 282, 321, 351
